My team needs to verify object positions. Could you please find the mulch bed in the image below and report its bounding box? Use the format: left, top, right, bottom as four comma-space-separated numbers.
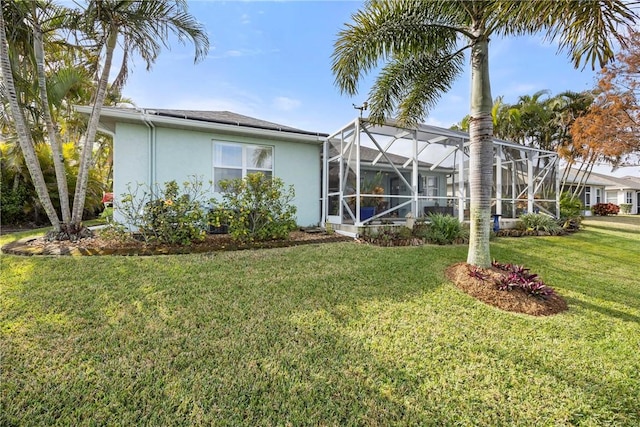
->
2, 230, 352, 256
445, 262, 568, 316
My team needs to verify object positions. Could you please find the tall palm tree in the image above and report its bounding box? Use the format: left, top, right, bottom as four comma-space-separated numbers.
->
0, 0, 62, 230
332, 0, 636, 267
70, 0, 209, 228
30, 0, 75, 225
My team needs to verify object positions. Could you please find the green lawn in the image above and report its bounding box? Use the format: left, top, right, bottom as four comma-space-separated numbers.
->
2, 217, 639, 426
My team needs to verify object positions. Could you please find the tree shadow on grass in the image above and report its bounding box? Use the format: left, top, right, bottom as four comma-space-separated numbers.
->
564, 296, 640, 324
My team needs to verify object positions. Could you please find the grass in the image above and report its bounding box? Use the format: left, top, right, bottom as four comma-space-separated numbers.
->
1, 216, 639, 426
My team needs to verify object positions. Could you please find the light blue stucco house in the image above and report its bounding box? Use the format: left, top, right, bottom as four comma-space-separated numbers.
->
76, 107, 326, 227
79, 107, 568, 234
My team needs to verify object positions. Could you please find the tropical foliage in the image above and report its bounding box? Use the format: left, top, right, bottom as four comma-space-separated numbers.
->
332, 0, 636, 267
518, 213, 562, 234
0, 0, 209, 236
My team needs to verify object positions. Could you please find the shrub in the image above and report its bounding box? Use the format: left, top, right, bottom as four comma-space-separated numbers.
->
592, 203, 619, 216
360, 226, 415, 246
215, 172, 297, 243
99, 206, 113, 222
619, 203, 632, 214
97, 222, 134, 244
559, 192, 583, 219
118, 177, 210, 245
519, 213, 562, 234
0, 184, 28, 224
424, 213, 468, 245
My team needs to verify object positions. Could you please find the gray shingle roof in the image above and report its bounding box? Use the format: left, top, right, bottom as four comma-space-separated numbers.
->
565, 168, 640, 189
329, 144, 435, 169
146, 109, 326, 137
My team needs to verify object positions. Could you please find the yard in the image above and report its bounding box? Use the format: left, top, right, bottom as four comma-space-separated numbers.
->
1, 216, 639, 425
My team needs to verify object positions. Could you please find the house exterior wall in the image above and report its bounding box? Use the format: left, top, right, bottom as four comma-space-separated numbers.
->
575, 185, 639, 215
113, 122, 321, 227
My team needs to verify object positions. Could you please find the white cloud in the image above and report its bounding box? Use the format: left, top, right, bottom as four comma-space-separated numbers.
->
240, 13, 251, 24
208, 48, 280, 60
272, 96, 301, 112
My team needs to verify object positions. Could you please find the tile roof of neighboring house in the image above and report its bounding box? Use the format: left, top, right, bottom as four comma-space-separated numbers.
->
147, 109, 326, 137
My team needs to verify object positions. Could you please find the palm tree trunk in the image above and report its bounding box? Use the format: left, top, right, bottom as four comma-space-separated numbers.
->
33, 16, 71, 225
0, 0, 61, 231
71, 28, 117, 224
467, 34, 493, 268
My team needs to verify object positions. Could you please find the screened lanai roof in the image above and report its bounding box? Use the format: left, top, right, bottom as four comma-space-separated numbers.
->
327, 118, 556, 155
323, 117, 560, 228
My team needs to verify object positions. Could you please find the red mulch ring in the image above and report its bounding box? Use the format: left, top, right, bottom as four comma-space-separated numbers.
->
445, 262, 568, 316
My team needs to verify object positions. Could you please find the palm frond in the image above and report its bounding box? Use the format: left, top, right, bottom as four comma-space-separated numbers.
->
367, 48, 466, 126
332, 0, 465, 96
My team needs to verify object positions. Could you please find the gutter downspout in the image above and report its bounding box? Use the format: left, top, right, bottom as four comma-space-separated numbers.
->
321, 137, 328, 228
140, 109, 156, 196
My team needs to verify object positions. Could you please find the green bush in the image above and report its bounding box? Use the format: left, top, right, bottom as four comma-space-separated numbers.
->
619, 203, 632, 214
99, 206, 113, 222
360, 226, 415, 246
118, 178, 210, 245
215, 172, 297, 243
519, 213, 562, 234
0, 184, 28, 225
424, 213, 468, 245
559, 192, 583, 219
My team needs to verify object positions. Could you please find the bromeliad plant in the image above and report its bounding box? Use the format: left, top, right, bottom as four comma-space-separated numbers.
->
491, 261, 555, 299
467, 261, 556, 299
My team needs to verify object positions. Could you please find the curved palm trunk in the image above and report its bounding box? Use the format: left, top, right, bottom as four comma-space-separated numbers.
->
0, 1, 61, 231
33, 18, 71, 225
467, 34, 493, 268
71, 28, 117, 224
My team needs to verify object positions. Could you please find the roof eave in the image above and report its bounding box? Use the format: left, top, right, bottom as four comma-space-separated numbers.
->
74, 106, 326, 145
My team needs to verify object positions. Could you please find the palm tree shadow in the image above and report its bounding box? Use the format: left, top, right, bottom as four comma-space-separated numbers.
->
565, 297, 640, 324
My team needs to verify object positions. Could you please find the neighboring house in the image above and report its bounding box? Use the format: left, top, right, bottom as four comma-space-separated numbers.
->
75, 107, 326, 226
563, 169, 640, 215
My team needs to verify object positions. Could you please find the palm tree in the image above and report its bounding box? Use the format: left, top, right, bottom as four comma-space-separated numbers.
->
70, 0, 209, 228
0, 0, 62, 230
332, 0, 636, 267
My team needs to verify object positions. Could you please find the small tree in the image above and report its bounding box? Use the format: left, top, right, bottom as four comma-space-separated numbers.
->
215, 173, 297, 243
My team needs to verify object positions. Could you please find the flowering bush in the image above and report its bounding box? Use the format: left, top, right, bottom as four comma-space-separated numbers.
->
215, 172, 297, 242
118, 177, 210, 245
592, 203, 619, 216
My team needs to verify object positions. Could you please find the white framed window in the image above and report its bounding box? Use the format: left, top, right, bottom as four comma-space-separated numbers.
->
213, 142, 273, 191
626, 191, 633, 204
426, 176, 439, 197
584, 186, 591, 208
595, 188, 602, 204
606, 191, 617, 204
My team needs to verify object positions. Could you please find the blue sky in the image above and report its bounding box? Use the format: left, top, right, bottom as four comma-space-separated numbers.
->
120, 1, 638, 176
